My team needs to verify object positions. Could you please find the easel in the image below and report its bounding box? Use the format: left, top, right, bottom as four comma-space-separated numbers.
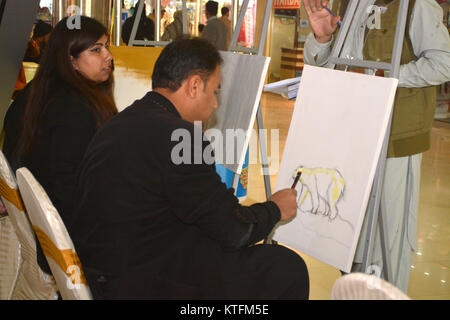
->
127, 0, 189, 47
328, 0, 411, 282
228, 0, 274, 204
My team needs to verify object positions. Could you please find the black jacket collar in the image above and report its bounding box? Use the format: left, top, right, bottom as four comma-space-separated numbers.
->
143, 91, 182, 119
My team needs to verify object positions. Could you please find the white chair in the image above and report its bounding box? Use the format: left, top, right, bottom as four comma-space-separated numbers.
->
16, 167, 92, 300
330, 272, 411, 300
0, 209, 21, 299
0, 151, 58, 300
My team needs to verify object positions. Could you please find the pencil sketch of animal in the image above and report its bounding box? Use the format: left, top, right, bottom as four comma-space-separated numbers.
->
293, 166, 345, 221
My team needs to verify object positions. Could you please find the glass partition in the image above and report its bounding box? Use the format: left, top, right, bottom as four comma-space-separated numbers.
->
41, 0, 258, 47
50, 0, 110, 29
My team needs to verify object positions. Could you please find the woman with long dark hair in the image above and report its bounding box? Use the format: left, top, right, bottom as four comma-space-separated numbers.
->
4, 16, 117, 227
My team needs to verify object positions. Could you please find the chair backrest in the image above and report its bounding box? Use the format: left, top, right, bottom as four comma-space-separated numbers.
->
0, 151, 57, 300
16, 167, 92, 300
330, 272, 411, 300
0, 211, 21, 299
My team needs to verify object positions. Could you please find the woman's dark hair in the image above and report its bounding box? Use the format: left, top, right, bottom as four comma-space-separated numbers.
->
22, 16, 117, 155
152, 38, 223, 92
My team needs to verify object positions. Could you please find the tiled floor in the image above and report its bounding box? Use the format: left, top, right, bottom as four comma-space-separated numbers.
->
242, 92, 450, 300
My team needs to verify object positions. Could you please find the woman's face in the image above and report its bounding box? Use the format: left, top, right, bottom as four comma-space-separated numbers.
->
71, 34, 113, 83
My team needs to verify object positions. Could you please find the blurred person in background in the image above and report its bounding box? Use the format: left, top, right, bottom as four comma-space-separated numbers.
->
122, 0, 155, 45
219, 6, 231, 49
201, 1, 228, 50
24, 20, 53, 63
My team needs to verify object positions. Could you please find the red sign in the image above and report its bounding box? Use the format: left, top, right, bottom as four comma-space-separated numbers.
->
273, 0, 301, 9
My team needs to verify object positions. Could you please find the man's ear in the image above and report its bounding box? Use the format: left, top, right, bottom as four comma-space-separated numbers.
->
186, 74, 204, 99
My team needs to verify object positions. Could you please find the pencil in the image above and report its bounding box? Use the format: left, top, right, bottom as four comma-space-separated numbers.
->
323, 5, 342, 27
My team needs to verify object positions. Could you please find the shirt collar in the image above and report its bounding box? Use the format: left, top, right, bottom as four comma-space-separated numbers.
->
145, 91, 182, 118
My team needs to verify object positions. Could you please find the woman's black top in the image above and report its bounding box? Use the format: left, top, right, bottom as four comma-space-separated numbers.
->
3, 82, 98, 273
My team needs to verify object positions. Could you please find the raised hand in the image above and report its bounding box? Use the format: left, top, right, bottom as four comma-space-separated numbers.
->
303, 0, 341, 43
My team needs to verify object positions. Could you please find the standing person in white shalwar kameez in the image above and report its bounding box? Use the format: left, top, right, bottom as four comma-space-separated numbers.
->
302, 0, 450, 292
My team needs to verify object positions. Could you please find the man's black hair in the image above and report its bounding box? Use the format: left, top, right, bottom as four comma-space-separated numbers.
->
221, 6, 229, 16
205, 1, 219, 16
152, 38, 223, 92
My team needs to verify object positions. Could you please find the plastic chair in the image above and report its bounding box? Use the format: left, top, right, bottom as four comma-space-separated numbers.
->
0, 209, 21, 299
0, 151, 58, 300
16, 167, 92, 300
330, 272, 411, 300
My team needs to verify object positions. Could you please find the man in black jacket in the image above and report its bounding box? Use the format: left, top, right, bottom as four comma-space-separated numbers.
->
70, 38, 309, 299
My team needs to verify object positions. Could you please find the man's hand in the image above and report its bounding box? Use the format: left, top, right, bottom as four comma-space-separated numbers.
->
269, 188, 298, 222
303, 0, 341, 43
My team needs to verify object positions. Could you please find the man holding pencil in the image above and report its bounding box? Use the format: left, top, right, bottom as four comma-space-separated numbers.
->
69, 38, 309, 300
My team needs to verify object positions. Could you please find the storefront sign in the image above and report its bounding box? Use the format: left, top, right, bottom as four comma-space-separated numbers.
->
273, 0, 301, 9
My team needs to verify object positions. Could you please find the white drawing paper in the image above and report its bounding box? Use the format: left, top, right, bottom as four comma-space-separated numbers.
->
273, 65, 398, 272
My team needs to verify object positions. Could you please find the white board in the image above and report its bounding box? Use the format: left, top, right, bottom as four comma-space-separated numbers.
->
110, 46, 163, 112
113, 65, 152, 112
273, 65, 398, 273
205, 51, 271, 174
